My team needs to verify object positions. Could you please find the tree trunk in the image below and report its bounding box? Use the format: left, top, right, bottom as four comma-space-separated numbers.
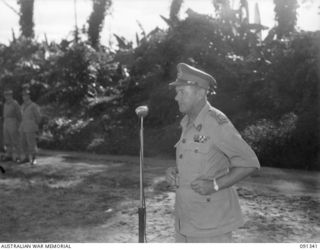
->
87, 0, 112, 49
18, 0, 35, 38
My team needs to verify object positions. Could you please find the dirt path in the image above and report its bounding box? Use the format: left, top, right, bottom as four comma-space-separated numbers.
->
0, 150, 319, 243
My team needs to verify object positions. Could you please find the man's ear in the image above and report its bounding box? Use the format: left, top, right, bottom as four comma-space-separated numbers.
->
197, 88, 206, 99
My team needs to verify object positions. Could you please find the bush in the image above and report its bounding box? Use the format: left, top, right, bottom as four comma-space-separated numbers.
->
241, 112, 314, 169
39, 117, 97, 151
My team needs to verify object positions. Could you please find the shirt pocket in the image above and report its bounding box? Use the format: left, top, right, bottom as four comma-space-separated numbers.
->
193, 142, 211, 171
187, 188, 233, 230
197, 142, 211, 155
182, 141, 210, 153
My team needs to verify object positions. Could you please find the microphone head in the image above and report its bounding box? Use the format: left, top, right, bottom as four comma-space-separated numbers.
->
135, 105, 149, 117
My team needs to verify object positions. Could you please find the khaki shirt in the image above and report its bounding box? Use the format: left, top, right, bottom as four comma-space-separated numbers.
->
3, 100, 22, 128
174, 102, 260, 237
20, 101, 41, 133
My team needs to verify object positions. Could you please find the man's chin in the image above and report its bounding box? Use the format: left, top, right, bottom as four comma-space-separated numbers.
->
179, 106, 186, 114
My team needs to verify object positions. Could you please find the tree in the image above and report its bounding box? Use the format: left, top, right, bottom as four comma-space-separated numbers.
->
17, 0, 34, 38
87, 0, 112, 49
170, 0, 183, 23
212, 0, 231, 18
273, 0, 298, 39
161, 0, 184, 28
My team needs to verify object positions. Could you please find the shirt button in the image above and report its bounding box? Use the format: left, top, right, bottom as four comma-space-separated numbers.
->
182, 138, 186, 143
206, 197, 211, 202
194, 149, 199, 153
179, 154, 183, 159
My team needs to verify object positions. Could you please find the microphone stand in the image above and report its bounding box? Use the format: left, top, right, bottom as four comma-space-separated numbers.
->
138, 115, 146, 243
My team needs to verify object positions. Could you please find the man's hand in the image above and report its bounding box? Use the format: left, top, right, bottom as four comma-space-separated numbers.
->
191, 175, 214, 195
166, 167, 178, 187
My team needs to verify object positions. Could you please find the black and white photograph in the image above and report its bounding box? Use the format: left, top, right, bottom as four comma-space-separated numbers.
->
0, 0, 319, 246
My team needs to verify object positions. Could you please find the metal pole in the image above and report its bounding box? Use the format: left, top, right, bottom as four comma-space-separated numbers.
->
135, 105, 148, 243
138, 116, 146, 243
140, 116, 144, 207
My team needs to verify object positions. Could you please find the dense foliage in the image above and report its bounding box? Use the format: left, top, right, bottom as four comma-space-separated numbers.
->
0, 1, 319, 171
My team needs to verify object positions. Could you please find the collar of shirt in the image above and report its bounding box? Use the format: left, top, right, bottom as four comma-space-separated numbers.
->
23, 100, 32, 106
180, 101, 211, 130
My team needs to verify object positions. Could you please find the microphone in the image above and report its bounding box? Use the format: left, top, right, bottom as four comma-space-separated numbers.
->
135, 106, 149, 118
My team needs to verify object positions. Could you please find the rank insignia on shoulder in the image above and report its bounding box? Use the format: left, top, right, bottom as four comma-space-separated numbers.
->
208, 110, 229, 125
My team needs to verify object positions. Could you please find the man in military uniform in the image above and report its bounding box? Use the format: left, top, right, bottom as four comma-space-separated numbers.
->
1, 89, 22, 162
19, 88, 41, 165
166, 63, 260, 243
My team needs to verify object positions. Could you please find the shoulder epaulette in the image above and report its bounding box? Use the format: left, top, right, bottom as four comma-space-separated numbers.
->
208, 109, 229, 125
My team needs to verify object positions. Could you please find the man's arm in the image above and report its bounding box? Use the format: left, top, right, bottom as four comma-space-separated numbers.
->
216, 166, 257, 190
15, 102, 22, 123
191, 119, 260, 196
166, 166, 178, 187
32, 104, 41, 125
191, 166, 257, 195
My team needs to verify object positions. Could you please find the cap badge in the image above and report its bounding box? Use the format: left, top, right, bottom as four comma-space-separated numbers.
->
187, 80, 196, 85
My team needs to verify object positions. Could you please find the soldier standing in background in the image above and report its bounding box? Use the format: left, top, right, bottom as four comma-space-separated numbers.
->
0, 97, 3, 153
19, 88, 41, 165
1, 89, 22, 162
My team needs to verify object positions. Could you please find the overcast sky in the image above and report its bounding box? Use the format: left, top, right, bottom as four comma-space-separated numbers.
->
0, 0, 319, 46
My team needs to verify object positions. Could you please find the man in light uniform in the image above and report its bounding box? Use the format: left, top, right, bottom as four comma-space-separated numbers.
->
19, 88, 41, 165
2, 89, 22, 162
166, 63, 260, 243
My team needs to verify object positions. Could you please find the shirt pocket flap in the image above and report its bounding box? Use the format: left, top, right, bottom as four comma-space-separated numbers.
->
198, 142, 211, 154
